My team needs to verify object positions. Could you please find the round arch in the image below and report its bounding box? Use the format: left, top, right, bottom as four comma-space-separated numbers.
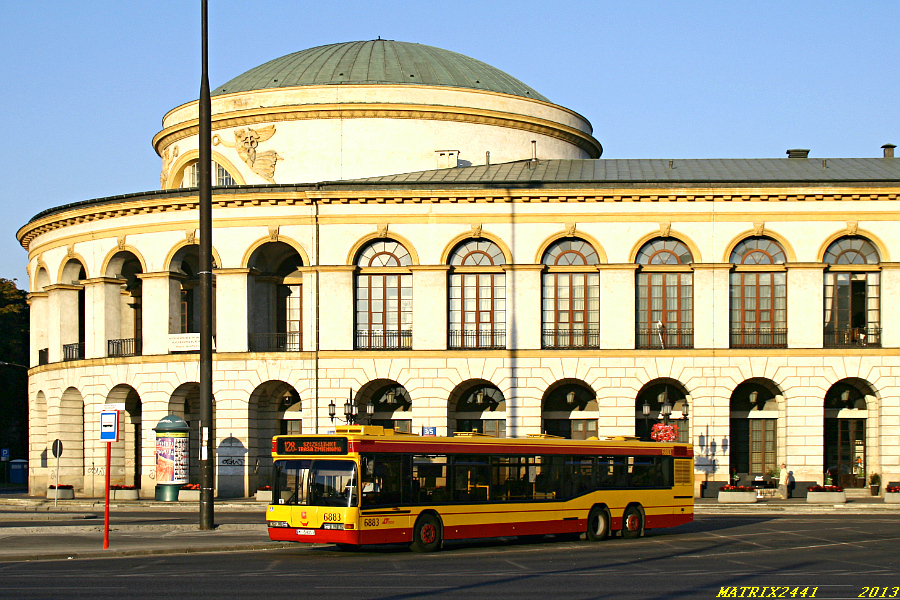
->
823, 377, 878, 489
163, 240, 223, 273
56, 255, 89, 284
106, 384, 142, 488
101, 246, 148, 277
635, 378, 691, 442
241, 235, 310, 270
355, 379, 413, 431
345, 232, 420, 266
816, 229, 890, 263
249, 380, 301, 488
722, 230, 797, 263
440, 230, 512, 265
629, 230, 702, 264
534, 230, 607, 264
165, 149, 246, 190
448, 379, 506, 437
33, 262, 50, 292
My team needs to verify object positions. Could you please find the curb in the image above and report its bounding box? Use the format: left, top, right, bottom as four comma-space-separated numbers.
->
0, 542, 300, 563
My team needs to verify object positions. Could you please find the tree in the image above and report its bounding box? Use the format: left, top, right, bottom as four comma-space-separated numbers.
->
0, 279, 28, 461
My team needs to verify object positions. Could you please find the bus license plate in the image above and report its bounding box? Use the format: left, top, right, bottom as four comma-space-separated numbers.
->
296, 529, 315, 536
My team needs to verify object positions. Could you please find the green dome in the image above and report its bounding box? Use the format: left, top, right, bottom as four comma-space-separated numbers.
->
212, 40, 549, 102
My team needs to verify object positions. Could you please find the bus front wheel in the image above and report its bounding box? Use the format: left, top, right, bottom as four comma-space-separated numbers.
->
410, 514, 442, 552
621, 506, 643, 539
586, 507, 610, 542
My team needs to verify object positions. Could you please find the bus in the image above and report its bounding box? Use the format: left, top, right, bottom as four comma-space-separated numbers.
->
266, 426, 693, 552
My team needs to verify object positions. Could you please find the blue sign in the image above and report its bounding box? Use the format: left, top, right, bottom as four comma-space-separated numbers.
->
422, 426, 437, 437
100, 411, 119, 442
0, 448, 8, 462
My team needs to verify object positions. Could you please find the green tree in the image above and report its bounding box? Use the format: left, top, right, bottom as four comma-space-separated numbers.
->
0, 278, 28, 462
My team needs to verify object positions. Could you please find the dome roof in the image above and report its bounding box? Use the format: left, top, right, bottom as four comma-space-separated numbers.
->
212, 40, 550, 102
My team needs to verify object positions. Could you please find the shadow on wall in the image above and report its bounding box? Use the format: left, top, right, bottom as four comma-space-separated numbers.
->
217, 436, 248, 498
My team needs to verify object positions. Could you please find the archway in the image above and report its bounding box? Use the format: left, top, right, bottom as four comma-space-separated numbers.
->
824, 378, 875, 488
542, 379, 598, 439
635, 379, 689, 442
49, 387, 85, 491
105, 251, 144, 356
247, 242, 304, 351
249, 380, 300, 489
729, 379, 782, 480
106, 385, 142, 488
167, 382, 215, 483
356, 379, 412, 432
449, 379, 505, 437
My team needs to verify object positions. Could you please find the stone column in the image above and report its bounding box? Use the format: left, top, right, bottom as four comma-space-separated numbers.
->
410, 266, 449, 350
598, 264, 638, 350
44, 284, 82, 363
214, 268, 251, 353
786, 263, 825, 348
504, 264, 543, 350
82, 277, 126, 359
879, 263, 900, 348
692, 264, 731, 349
317, 266, 355, 350
27, 292, 48, 366
137, 272, 185, 355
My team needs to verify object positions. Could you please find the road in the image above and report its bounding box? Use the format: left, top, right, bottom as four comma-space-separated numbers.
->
1, 514, 898, 599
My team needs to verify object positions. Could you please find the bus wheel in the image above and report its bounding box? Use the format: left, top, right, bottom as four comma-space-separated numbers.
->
586, 507, 609, 542
621, 506, 643, 539
410, 514, 442, 552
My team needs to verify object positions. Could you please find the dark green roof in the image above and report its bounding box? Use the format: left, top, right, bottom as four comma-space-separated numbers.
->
212, 40, 549, 102
341, 158, 900, 186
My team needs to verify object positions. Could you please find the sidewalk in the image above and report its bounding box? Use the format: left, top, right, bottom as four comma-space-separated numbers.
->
1, 493, 897, 562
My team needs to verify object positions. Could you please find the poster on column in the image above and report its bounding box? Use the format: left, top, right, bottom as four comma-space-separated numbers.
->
155, 432, 189, 485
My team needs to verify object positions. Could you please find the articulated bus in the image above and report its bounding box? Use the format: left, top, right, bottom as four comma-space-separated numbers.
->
266, 426, 693, 551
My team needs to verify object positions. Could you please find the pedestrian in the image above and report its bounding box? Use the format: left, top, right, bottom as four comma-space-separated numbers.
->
778, 463, 788, 499
786, 471, 795, 499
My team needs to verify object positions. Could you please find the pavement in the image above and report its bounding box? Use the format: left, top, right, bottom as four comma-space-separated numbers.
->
0, 489, 897, 562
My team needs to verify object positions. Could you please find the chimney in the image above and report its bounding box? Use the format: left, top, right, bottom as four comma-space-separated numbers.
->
883, 144, 896, 158
786, 149, 810, 159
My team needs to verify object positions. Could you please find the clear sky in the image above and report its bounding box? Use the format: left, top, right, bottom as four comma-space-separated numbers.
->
2, 1, 897, 284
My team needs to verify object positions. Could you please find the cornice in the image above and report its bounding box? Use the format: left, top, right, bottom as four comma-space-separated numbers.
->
152, 102, 603, 158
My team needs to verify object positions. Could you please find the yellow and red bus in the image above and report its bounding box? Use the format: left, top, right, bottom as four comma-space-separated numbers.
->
266, 426, 693, 551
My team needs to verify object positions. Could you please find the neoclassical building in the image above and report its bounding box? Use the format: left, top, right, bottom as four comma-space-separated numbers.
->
19, 40, 900, 498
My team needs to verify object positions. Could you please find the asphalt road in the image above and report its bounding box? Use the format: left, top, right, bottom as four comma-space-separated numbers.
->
1, 515, 898, 600
0, 509, 263, 528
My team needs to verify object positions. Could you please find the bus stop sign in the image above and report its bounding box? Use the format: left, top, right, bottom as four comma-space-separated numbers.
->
51, 439, 63, 459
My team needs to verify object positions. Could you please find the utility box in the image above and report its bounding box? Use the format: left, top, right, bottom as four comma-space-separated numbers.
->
9, 459, 27, 484
154, 415, 190, 501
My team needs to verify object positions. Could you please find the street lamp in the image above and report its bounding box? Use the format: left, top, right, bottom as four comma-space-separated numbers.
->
328, 390, 373, 425
642, 398, 651, 440
566, 391, 576, 406
659, 388, 672, 425
748, 390, 759, 410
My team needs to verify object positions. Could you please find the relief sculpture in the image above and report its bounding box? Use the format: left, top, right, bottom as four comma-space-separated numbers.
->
213, 126, 281, 183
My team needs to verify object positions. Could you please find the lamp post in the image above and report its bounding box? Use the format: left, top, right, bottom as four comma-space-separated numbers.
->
659, 388, 672, 426
328, 391, 373, 425
642, 398, 651, 441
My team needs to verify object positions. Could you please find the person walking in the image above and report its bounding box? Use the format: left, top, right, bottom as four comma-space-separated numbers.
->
778, 463, 789, 499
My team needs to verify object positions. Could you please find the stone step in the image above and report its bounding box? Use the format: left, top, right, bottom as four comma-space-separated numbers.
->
844, 488, 875, 498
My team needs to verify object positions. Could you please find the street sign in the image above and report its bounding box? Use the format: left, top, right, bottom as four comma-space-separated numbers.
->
0, 449, 8, 462
422, 426, 437, 436
100, 411, 119, 442
51, 439, 63, 459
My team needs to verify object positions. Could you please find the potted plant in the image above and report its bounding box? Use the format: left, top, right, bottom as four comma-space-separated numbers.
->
806, 485, 846, 504
47, 484, 75, 500
869, 473, 881, 496
255, 485, 273, 503
717, 485, 758, 503
178, 483, 201, 502
885, 485, 900, 504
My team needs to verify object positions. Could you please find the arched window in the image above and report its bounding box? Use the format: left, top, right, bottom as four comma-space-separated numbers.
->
729, 237, 787, 348
182, 161, 236, 187
448, 239, 506, 349
355, 240, 412, 349
541, 239, 600, 349
450, 380, 506, 438
247, 242, 304, 352
823, 236, 881, 347
635, 238, 693, 349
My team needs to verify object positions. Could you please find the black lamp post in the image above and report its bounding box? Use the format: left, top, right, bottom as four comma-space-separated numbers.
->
328, 390, 373, 425
659, 388, 672, 426
642, 398, 651, 440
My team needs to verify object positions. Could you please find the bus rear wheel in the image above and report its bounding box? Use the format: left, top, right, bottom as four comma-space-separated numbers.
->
621, 506, 643, 539
410, 514, 442, 552
586, 507, 610, 542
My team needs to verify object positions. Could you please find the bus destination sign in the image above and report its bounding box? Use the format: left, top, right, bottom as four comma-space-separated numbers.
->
277, 437, 348, 456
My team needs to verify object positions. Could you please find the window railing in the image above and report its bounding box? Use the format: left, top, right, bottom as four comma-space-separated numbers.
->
108, 338, 142, 357
355, 329, 412, 350
62, 343, 84, 361
824, 327, 882, 348
448, 329, 506, 350
249, 332, 302, 352
542, 329, 600, 349
730, 328, 787, 349
635, 328, 693, 349
38, 348, 49, 365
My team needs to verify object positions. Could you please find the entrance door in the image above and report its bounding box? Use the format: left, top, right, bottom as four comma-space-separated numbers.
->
824, 418, 866, 488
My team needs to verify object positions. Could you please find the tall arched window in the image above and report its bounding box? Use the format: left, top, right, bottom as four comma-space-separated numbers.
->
823, 236, 881, 347
448, 239, 506, 349
541, 239, 600, 349
355, 240, 412, 349
247, 242, 304, 352
635, 238, 693, 349
729, 237, 787, 348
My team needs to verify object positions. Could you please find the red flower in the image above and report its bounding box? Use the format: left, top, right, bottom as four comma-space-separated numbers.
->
49, 484, 74, 490
257, 485, 272, 491
650, 423, 679, 442
181, 483, 201, 490
721, 485, 755, 492
807, 485, 844, 492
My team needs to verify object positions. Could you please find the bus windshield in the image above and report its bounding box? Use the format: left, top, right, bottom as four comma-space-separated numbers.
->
275, 459, 358, 507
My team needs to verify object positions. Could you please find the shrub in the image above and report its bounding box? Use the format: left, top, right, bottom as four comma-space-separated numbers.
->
807, 485, 844, 492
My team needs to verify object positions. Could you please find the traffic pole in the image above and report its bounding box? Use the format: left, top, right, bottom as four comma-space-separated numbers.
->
103, 441, 111, 550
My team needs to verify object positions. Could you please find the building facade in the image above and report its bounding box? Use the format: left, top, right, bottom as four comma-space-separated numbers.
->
19, 40, 900, 498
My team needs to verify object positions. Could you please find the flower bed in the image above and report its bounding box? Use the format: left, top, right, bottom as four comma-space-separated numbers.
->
47, 484, 74, 500
179, 483, 200, 502
110, 486, 140, 500
717, 485, 758, 503
885, 485, 900, 504
806, 485, 846, 504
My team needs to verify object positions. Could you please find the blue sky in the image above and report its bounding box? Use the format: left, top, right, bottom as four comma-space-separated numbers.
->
2, 1, 897, 283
